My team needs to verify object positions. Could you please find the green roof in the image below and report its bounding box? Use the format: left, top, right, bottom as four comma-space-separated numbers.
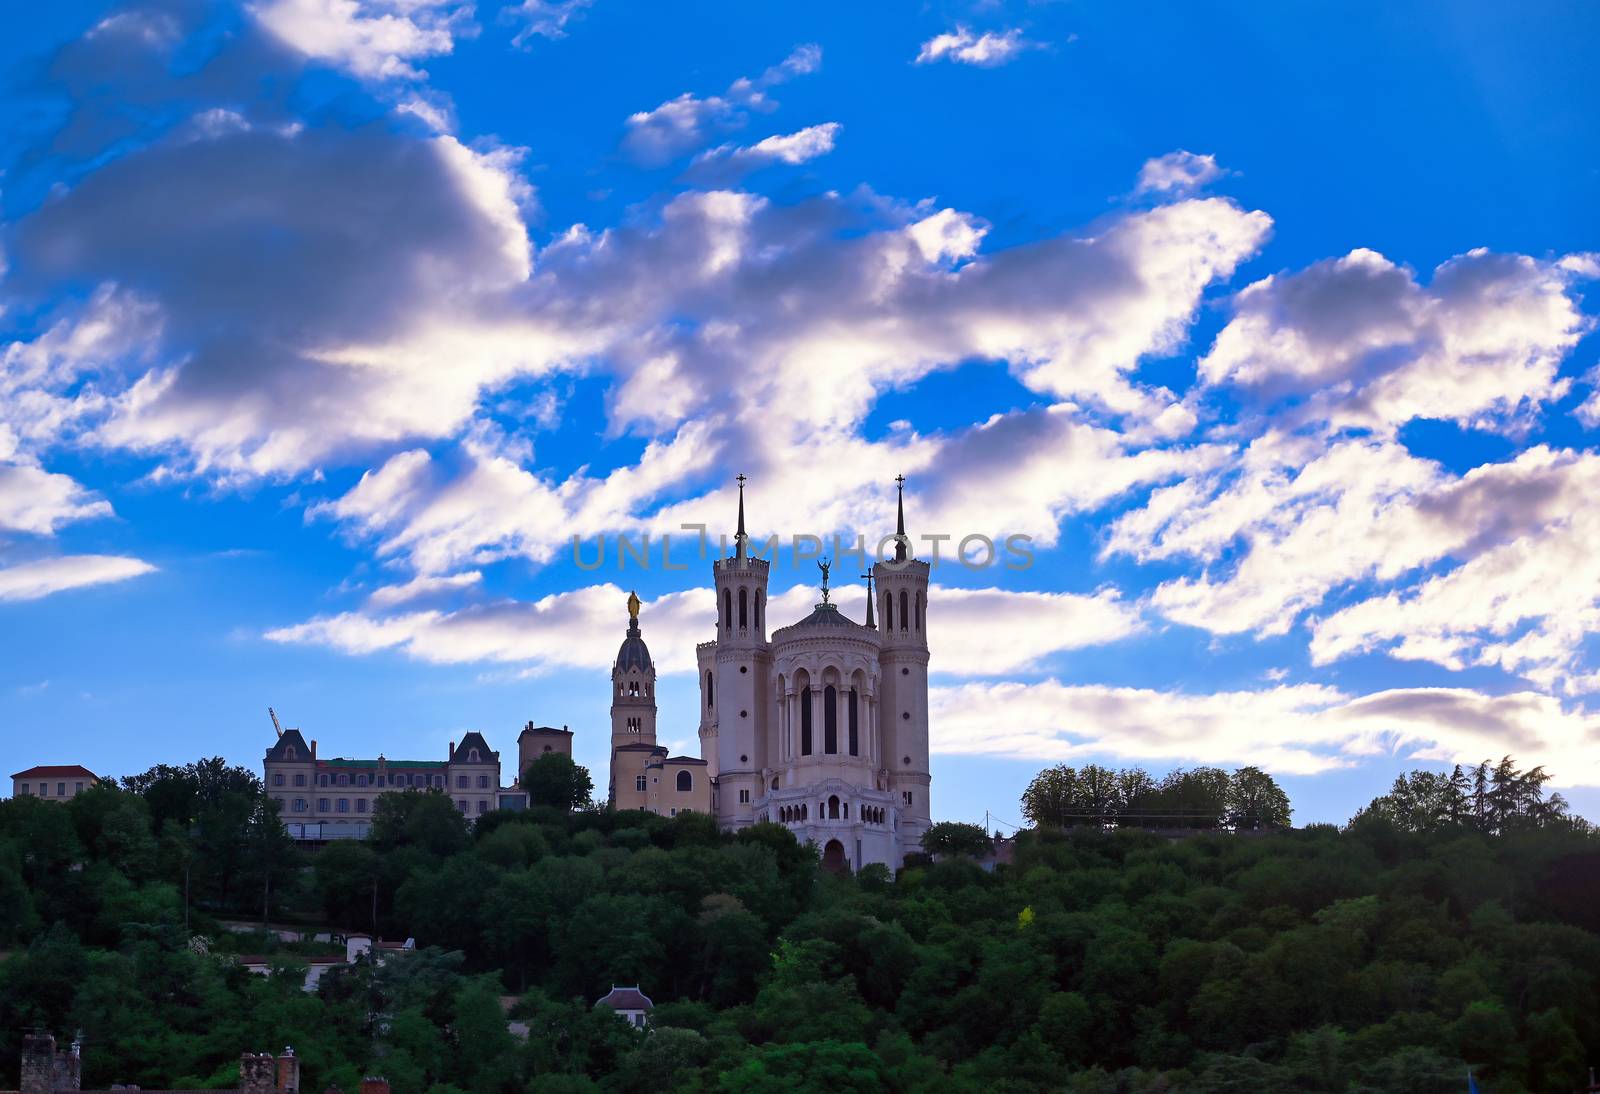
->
320, 759, 444, 768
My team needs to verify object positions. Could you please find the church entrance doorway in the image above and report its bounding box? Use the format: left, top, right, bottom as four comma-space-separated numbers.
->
821, 839, 848, 875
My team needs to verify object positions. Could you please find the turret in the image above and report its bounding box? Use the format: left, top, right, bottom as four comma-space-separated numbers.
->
706, 474, 772, 825
873, 475, 931, 847
609, 592, 657, 804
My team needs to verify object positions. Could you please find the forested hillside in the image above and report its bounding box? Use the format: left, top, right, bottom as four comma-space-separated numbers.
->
1, 757, 1596, 1093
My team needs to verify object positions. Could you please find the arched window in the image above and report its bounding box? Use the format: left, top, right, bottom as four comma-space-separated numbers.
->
884, 592, 893, 631
802, 804, 808, 820
755, 591, 763, 630
706, 670, 714, 708
543, 745, 552, 753
916, 591, 924, 631
848, 688, 859, 756
676, 770, 692, 792
843, 801, 849, 819
800, 690, 813, 755
828, 795, 840, 819
900, 590, 910, 632
285, 747, 296, 760
468, 748, 480, 762
770, 776, 779, 790
823, 685, 838, 753
738, 587, 748, 629
723, 589, 733, 630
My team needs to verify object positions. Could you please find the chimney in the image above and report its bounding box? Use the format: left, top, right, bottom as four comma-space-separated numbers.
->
275, 1049, 299, 1094
239, 1054, 275, 1094
448, 740, 455, 761
21, 1033, 55, 1094
360, 1078, 390, 1094
310, 740, 317, 760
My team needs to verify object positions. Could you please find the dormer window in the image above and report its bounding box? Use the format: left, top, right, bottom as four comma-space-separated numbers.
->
285, 747, 297, 760
468, 748, 480, 762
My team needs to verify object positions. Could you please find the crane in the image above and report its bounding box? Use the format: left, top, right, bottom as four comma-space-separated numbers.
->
268, 707, 283, 738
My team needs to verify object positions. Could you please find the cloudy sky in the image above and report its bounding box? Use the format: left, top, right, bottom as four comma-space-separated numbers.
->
3, 0, 1598, 825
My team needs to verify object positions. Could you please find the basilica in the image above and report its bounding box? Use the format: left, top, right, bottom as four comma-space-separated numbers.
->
607, 479, 932, 872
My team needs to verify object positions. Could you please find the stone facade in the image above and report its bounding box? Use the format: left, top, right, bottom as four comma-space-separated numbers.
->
515, 723, 573, 785
605, 594, 713, 817
606, 479, 934, 871
262, 730, 502, 824
699, 479, 932, 871
10, 766, 98, 803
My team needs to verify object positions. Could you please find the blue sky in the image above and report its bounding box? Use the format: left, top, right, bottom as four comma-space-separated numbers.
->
2, 0, 1598, 826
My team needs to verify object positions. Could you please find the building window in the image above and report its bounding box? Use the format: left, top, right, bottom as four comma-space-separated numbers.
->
477, 800, 488, 814
18, 784, 28, 795
635, 775, 646, 792
755, 591, 763, 630
294, 773, 305, 786
457, 776, 469, 788
469, 748, 480, 762
884, 592, 893, 631
338, 774, 349, 786
273, 773, 285, 786
800, 689, 813, 755
900, 590, 910, 632
543, 745, 552, 753
337, 798, 349, 813
357, 773, 368, 787
456, 800, 467, 812
670, 808, 677, 817
848, 688, 859, 756
478, 775, 489, 788
356, 798, 367, 813
285, 747, 297, 759
57, 783, 66, 796
828, 795, 841, 819
676, 770, 693, 793
319, 774, 329, 787
738, 586, 748, 629
823, 684, 838, 754
916, 590, 924, 631
738, 788, 750, 804
723, 588, 732, 630
771, 776, 779, 790
75, 782, 85, 793
903, 791, 913, 806
318, 798, 330, 811
706, 670, 714, 708
293, 799, 307, 812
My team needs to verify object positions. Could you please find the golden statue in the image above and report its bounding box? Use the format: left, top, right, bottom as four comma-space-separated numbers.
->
627, 589, 641, 620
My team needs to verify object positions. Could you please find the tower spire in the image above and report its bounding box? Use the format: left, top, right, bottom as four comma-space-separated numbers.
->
735, 473, 748, 559
894, 474, 909, 562
861, 570, 875, 627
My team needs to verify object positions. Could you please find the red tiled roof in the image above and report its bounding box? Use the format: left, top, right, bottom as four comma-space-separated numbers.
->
12, 765, 97, 780
596, 985, 654, 1011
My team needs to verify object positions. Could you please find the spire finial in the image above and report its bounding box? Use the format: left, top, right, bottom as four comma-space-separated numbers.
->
818, 558, 832, 604
861, 570, 875, 628
894, 474, 909, 562
735, 473, 748, 559
626, 590, 641, 636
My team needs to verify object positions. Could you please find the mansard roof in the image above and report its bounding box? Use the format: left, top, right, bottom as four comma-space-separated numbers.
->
596, 985, 654, 1011
12, 764, 97, 780
452, 731, 497, 761
264, 729, 310, 763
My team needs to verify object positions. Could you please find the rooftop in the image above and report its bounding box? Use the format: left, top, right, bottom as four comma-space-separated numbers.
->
11, 764, 97, 780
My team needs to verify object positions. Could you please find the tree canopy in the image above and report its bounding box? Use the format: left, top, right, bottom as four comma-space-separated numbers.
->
0, 754, 1594, 1094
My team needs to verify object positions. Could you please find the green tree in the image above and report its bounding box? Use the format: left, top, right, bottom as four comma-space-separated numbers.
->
921, 821, 993, 858
1225, 767, 1292, 830
522, 753, 594, 813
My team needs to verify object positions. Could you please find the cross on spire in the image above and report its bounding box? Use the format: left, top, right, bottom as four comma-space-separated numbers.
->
861, 570, 876, 628
894, 474, 909, 562
734, 473, 748, 558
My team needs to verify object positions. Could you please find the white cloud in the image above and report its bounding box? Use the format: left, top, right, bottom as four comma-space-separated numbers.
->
367, 570, 483, 607
502, 0, 591, 46
1136, 151, 1224, 196
931, 678, 1600, 785
621, 45, 823, 164
0, 555, 156, 602
0, 464, 114, 536
269, 580, 1141, 678
248, 0, 471, 81
915, 26, 1034, 68
690, 123, 841, 178
1201, 247, 1594, 433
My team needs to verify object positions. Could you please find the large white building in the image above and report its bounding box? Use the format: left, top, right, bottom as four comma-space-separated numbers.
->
686, 477, 932, 872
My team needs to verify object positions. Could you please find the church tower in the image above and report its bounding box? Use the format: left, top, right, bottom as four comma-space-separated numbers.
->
873, 476, 932, 849
609, 591, 657, 805
704, 474, 772, 825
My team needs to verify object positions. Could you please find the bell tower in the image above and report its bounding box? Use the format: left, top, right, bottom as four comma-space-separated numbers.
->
873, 475, 932, 848
609, 591, 657, 805
709, 474, 772, 825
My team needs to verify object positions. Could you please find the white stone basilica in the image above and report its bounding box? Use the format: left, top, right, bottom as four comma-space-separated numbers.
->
688, 477, 933, 872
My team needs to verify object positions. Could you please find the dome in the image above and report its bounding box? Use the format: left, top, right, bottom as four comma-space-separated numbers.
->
616, 617, 653, 673
792, 602, 862, 628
